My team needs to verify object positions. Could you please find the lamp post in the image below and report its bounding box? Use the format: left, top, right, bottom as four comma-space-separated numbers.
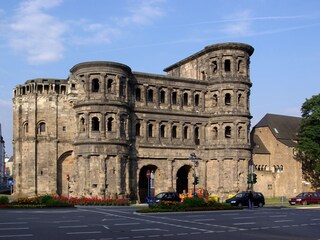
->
189, 153, 199, 197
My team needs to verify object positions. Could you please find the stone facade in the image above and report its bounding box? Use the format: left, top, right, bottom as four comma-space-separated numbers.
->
13, 42, 254, 202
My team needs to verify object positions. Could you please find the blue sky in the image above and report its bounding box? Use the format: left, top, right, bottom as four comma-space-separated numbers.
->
0, 0, 320, 156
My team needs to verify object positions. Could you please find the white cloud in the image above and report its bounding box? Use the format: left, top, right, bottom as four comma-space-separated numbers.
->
117, 0, 166, 26
221, 10, 253, 36
8, 0, 66, 64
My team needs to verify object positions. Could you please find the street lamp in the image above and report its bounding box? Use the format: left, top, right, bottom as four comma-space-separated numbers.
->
189, 153, 199, 197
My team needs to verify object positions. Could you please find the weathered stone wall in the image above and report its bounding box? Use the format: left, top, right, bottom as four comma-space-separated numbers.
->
13, 43, 254, 201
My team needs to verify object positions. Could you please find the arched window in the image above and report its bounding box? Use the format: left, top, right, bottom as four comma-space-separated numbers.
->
148, 124, 153, 137
225, 126, 231, 138
160, 125, 166, 138
238, 59, 244, 73
107, 117, 113, 132
225, 93, 231, 105
147, 89, 154, 102
119, 80, 126, 98
194, 94, 200, 107
213, 94, 218, 106
183, 92, 188, 106
92, 78, 99, 92
160, 90, 165, 104
212, 127, 218, 139
238, 93, 243, 106
238, 126, 245, 139
194, 127, 200, 145
183, 126, 188, 139
135, 88, 141, 101
172, 125, 177, 138
24, 122, 29, 134
107, 79, 113, 92
92, 117, 100, 131
120, 116, 126, 137
80, 117, 85, 132
136, 123, 141, 136
224, 59, 231, 72
38, 122, 46, 134
172, 92, 177, 105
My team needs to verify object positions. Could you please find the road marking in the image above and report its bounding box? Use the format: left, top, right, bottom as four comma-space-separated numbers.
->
53, 220, 80, 223
233, 222, 256, 225
274, 220, 293, 223
234, 217, 254, 219
269, 215, 287, 218
131, 228, 168, 232
58, 225, 88, 228
312, 219, 320, 221
194, 218, 216, 221
0, 222, 27, 225
0, 227, 29, 231
114, 223, 140, 226
66, 231, 101, 235
0, 234, 33, 238
132, 236, 145, 238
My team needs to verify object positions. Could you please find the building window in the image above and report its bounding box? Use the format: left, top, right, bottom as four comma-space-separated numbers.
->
39, 122, 46, 133
120, 116, 126, 137
148, 124, 153, 137
238, 93, 243, 106
238, 126, 245, 139
147, 89, 154, 102
194, 127, 200, 145
160, 90, 165, 104
172, 125, 177, 138
225, 126, 231, 138
224, 59, 231, 72
213, 94, 218, 106
136, 123, 141, 136
80, 117, 85, 132
92, 117, 100, 131
268, 184, 272, 190
183, 93, 188, 106
92, 78, 99, 92
120, 80, 126, 98
172, 92, 177, 105
160, 125, 166, 138
225, 93, 231, 105
183, 126, 188, 139
212, 127, 218, 139
194, 94, 200, 107
24, 122, 29, 134
107, 117, 113, 131
135, 88, 141, 101
107, 79, 113, 92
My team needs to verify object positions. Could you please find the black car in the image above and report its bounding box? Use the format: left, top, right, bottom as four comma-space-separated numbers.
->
225, 191, 265, 207
147, 192, 181, 204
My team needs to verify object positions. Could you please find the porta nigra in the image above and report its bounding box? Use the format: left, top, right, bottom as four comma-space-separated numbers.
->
13, 42, 254, 202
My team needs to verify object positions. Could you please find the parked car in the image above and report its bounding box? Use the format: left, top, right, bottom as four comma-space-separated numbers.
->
288, 192, 320, 205
147, 192, 181, 204
225, 191, 265, 207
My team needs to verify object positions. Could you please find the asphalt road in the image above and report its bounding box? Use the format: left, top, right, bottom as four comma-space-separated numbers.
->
0, 206, 320, 240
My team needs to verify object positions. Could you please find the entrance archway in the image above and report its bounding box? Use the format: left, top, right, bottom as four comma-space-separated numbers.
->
176, 165, 191, 194
138, 165, 157, 203
57, 151, 74, 196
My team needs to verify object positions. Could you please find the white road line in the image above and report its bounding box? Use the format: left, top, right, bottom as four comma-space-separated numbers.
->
114, 223, 140, 226
312, 219, 320, 221
53, 220, 80, 223
0, 227, 29, 231
274, 220, 293, 223
66, 231, 101, 235
131, 228, 167, 232
194, 218, 216, 221
0, 222, 27, 225
234, 217, 254, 219
0, 234, 33, 238
269, 215, 287, 218
58, 225, 88, 228
233, 222, 256, 225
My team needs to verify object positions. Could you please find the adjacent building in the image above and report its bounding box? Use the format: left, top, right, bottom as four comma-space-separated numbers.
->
251, 113, 310, 198
0, 124, 5, 186
13, 42, 254, 201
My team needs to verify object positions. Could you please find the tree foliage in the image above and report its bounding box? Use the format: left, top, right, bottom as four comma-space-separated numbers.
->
296, 94, 320, 189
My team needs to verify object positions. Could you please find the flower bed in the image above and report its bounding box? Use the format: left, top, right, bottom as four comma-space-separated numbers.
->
0, 195, 130, 208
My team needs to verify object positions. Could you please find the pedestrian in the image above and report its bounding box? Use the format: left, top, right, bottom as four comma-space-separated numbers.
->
248, 190, 254, 209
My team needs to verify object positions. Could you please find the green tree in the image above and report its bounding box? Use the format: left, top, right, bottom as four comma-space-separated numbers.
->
296, 94, 320, 189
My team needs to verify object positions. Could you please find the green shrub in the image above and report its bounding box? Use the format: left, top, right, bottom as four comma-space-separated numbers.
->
183, 197, 206, 208
41, 195, 54, 204
0, 196, 9, 204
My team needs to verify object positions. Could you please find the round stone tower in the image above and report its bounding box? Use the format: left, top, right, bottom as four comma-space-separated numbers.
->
69, 61, 133, 198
